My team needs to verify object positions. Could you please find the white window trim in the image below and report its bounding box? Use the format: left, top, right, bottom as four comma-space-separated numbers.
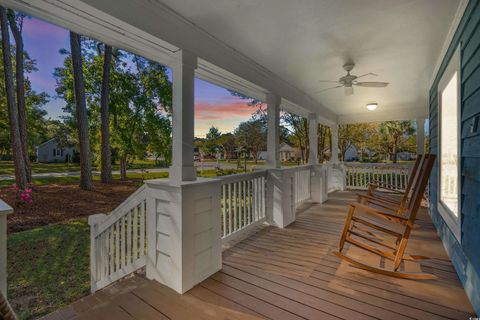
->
437, 46, 462, 243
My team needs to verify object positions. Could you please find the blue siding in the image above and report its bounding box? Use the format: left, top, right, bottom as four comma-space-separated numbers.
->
429, 0, 480, 314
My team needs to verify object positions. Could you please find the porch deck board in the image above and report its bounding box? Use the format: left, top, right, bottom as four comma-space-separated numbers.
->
42, 191, 475, 320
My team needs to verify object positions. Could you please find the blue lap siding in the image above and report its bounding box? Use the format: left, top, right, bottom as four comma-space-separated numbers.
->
429, 0, 480, 313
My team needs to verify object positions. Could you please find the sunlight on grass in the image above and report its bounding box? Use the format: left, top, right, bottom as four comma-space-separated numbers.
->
8, 220, 90, 319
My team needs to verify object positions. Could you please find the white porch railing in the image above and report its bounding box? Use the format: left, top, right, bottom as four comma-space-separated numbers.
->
89, 185, 148, 292
292, 166, 312, 207
344, 163, 413, 191
219, 170, 267, 244
88, 164, 329, 293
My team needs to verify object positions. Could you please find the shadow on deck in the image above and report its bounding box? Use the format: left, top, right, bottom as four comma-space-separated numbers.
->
44, 191, 475, 320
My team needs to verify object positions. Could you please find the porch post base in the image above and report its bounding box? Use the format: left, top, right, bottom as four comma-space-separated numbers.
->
266, 169, 295, 228
145, 178, 222, 294
311, 165, 328, 203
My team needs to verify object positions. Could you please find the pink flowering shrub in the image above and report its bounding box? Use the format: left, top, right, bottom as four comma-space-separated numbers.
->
9, 184, 33, 206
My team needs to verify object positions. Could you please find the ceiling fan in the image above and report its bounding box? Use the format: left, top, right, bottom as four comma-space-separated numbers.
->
316, 63, 389, 96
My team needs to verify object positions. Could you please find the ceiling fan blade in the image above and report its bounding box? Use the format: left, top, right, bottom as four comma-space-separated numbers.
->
314, 85, 343, 94
354, 81, 389, 87
355, 72, 378, 79
344, 86, 354, 96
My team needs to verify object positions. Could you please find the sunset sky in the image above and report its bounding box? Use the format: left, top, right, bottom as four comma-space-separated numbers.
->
21, 16, 257, 138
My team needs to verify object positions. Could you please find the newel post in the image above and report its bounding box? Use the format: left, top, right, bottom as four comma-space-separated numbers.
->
0, 200, 13, 296
88, 213, 107, 293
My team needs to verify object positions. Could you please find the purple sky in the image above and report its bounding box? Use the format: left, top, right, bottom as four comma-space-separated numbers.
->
21, 16, 256, 138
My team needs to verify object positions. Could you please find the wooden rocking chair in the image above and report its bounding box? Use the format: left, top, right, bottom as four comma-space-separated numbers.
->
356, 154, 428, 215
333, 154, 436, 280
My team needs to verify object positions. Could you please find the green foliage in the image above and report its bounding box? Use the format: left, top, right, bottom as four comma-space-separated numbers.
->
234, 118, 266, 162
53, 39, 173, 169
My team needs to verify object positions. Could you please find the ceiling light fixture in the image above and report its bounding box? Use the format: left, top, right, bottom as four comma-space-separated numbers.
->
366, 103, 378, 111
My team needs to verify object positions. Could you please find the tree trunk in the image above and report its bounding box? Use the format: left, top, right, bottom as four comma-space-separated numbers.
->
70, 32, 93, 191
120, 156, 127, 180
100, 44, 112, 183
0, 7, 27, 190
8, 12, 31, 182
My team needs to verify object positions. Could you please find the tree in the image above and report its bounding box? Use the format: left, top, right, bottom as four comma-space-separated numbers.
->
338, 123, 376, 161
218, 133, 236, 161
0, 6, 27, 190
201, 126, 221, 156
281, 112, 309, 163
378, 121, 415, 163
317, 124, 331, 162
100, 44, 112, 183
234, 119, 266, 163
70, 32, 93, 190
8, 10, 31, 181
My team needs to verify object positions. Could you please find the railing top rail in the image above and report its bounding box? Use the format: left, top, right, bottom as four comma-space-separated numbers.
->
277, 164, 313, 173
218, 170, 267, 184
343, 162, 413, 168
94, 184, 147, 236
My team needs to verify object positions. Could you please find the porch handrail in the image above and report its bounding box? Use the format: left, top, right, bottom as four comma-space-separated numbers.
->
89, 184, 147, 292
344, 162, 413, 191
218, 170, 267, 244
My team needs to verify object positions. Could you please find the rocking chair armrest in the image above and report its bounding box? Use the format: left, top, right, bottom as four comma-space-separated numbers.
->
350, 202, 408, 221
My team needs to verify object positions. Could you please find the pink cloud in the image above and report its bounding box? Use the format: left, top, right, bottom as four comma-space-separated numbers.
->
195, 101, 259, 120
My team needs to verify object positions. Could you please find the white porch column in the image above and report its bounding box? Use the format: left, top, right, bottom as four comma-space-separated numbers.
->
416, 118, 425, 155
267, 93, 281, 168
308, 113, 318, 165
170, 50, 197, 184
0, 200, 13, 297
330, 124, 339, 163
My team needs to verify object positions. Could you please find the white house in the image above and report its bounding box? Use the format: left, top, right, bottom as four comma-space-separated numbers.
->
36, 139, 76, 163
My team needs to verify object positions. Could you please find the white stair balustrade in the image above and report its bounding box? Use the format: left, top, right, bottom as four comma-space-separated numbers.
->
293, 165, 312, 208
219, 170, 267, 244
89, 185, 147, 293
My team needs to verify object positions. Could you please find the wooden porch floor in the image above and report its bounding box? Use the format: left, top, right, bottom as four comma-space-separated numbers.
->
44, 191, 475, 320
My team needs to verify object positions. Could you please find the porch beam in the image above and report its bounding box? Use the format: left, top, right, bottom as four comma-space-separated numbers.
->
416, 118, 425, 155
170, 50, 197, 184
267, 93, 281, 168
331, 124, 339, 163
308, 113, 318, 165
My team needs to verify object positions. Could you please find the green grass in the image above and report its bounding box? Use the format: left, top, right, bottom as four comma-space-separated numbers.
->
8, 220, 90, 320
0, 168, 246, 188
0, 159, 161, 175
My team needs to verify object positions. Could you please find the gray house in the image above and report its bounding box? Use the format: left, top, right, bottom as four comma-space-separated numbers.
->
36, 139, 76, 163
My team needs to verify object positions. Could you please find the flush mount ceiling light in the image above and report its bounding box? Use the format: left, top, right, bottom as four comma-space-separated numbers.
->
366, 103, 378, 111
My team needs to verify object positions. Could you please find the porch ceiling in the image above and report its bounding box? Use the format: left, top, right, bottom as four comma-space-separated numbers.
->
155, 0, 459, 119
1, 0, 461, 123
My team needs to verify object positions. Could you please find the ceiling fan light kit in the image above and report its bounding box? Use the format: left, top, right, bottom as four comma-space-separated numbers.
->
366, 103, 378, 111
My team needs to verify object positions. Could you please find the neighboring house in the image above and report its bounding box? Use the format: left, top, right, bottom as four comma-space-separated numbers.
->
343, 145, 359, 162
396, 151, 415, 161
36, 139, 76, 163
258, 143, 302, 162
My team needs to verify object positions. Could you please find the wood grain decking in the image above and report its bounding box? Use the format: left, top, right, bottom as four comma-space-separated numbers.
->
43, 191, 475, 320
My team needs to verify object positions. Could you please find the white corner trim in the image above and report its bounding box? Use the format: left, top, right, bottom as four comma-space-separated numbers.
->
429, 0, 469, 88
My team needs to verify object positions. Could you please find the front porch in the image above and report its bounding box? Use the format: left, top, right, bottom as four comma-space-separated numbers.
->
46, 191, 474, 320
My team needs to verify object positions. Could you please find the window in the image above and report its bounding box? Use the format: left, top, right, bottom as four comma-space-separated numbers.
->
437, 47, 461, 241
53, 148, 57, 157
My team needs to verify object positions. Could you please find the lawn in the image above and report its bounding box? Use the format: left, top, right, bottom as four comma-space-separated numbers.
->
8, 220, 90, 320
0, 159, 161, 175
